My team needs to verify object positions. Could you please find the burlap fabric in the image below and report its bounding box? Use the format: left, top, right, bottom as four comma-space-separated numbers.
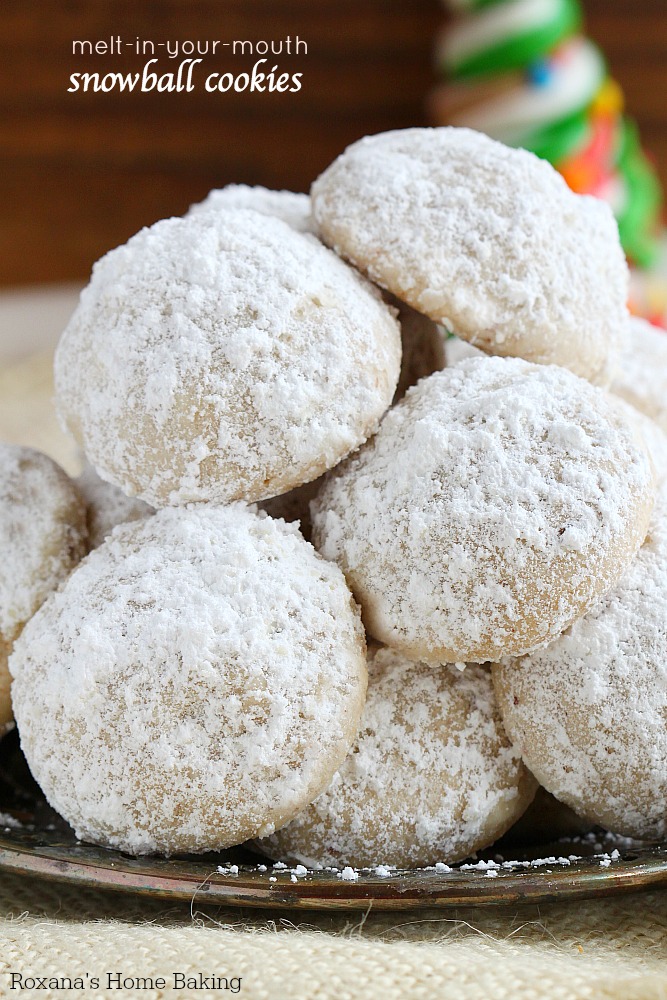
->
1, 872, 667, 999
1, 296, 667, 998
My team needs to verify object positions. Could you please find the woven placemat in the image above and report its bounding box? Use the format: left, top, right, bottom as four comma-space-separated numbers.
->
1, 871, 667, 999
0, 350, 79, 475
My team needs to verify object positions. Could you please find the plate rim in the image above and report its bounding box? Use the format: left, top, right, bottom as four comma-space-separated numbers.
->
2, 828, 667, 911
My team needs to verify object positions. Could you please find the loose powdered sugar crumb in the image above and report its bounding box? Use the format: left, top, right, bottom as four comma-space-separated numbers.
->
217, 865, 239, 876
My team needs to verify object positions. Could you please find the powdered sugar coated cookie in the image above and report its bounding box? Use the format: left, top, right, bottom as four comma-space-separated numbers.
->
10, 505, 367, 855
190, 188, 444, 402
312, 357, 655, 663
493, 485, 667, 839
188, 184, 314, 234
77, 462, 154, 550
0, 444, 87, 732
612, 316, 667, 434
607, 397, 667, 488
260, 647, 536, 868
311, 127, 627, 384
55, 210, 401, 507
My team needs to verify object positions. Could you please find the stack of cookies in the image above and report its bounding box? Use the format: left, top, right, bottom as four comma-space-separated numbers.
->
3, 126, 666, 867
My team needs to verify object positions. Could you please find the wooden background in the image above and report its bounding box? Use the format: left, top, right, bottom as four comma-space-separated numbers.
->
1, 0, 665, 286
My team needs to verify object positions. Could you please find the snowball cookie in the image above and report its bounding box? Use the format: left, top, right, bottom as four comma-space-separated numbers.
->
612, 316, 667, 434
493, 486, 667, 839
10, 505, 367, 855
54, 210, 401, 507
190, 189, 443, 402
259, 648, 537, 868
312, 357, 655, 664
77, 462, 153, 550
188, 184, 314, 233
608, 398, 667, 489
0, 444, 87, 734
311, 127, 628, 385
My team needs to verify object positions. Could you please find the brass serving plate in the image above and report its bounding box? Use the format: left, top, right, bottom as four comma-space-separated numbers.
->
2, 729, 666, 911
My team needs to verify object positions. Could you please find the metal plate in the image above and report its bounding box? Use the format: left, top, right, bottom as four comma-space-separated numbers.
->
2, 729, 666, 911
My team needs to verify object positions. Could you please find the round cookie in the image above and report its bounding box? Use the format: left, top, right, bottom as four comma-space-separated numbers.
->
612, 316, 667, 435
493, 485, 667, 839
311, 127, 628, 385
55, 209, 401, 507
260, 647, 537, 868
0, 444, 87, 733
311, 357, 655, 664
77, 462, 154, 550
10, 505, 367, 855
188, 184, 314, 234
191, 190, 444, 402
607, 397, 667, 489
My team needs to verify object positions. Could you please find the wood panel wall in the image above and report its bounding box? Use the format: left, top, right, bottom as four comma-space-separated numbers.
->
1, 0, 665, 285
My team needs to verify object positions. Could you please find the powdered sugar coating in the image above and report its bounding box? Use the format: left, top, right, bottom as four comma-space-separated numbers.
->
260, 647, 536, 867
311, 127, 627, 384
55, 209, 401, 507
0, 444, 87, 731
612, 317, 667, 434
194, 187, 444, 405
607, 398, 667, 488
191, 189, 444, 402
493, 486, 667, 839
77, 462, 153, 550
188, 184, 314, 234
312, 357, 655, 663
10, 505, 367, 855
